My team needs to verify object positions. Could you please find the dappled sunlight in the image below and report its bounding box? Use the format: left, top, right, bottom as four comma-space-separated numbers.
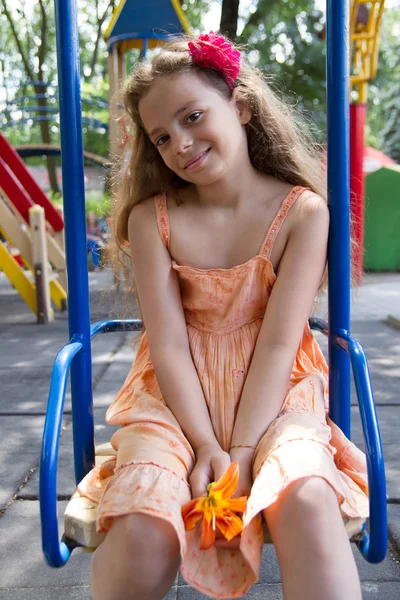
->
92, 352, 114, 364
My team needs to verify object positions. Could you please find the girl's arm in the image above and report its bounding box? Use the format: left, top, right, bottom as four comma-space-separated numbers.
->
230, 192, 330, 455
128, 200, 219, 454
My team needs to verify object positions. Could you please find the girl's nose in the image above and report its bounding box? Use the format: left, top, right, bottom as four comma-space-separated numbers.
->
172, 134, 192, 155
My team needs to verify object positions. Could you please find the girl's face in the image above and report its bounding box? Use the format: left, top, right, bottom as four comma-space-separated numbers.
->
139, 71, 251, 186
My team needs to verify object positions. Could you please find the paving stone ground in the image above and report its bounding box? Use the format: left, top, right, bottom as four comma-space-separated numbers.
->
0, 269, 399, 599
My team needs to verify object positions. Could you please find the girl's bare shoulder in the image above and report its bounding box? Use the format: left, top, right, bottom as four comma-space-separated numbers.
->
287, 188, 329, 234
127, 193, 163, 235
128, 194, 159, 220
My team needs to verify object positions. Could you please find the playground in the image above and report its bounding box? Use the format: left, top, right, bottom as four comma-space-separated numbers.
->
0, 0, 400, 598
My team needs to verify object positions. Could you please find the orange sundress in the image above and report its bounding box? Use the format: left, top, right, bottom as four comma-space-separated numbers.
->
79, 186, 369, 599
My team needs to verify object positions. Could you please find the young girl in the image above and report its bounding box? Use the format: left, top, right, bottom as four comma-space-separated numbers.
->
79, 33, 368, 600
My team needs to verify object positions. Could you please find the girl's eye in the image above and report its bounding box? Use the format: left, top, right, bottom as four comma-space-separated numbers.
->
186, 111, 201, 124
154, 112, 201, 147
155, 135, 169, 147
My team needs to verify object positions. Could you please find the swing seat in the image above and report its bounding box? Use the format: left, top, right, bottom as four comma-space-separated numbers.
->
40, 318, 387, 567
64, 443, 116, 549
62, 443, 366, 551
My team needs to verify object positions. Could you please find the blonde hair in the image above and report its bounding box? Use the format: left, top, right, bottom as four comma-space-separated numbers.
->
109, 34, 329, 302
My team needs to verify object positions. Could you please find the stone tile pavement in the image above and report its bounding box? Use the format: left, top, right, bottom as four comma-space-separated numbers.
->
0, 269, 399, 599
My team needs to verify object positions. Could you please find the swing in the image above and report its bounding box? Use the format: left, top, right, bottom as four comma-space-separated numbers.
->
40, 0, 387, 568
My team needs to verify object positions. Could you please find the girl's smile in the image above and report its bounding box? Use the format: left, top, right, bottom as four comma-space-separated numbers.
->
184, 148, 211, 170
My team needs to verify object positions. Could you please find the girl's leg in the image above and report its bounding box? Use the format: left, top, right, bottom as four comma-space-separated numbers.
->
91, 513, 180, 600
263, 477, 362, 600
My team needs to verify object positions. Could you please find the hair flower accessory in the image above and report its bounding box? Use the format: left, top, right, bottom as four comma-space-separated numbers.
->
188, 32, 241, 89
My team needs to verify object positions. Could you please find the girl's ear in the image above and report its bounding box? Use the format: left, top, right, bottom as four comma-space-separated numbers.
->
232, 88, 251, 125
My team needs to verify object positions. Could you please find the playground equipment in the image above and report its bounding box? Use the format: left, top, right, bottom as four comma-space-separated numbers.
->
363, 145, 396, 173
349, 0, 385, 283
40, 0, 387, 571
1, 81, 109, 133
15, 144, 110, 170
0, 132, 67, 321
364, 165, 400, 271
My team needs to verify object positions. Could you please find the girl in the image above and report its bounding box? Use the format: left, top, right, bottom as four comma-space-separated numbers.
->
79, 33, 368, 600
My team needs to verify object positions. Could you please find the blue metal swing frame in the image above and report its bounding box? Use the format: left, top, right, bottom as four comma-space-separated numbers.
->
40, 0, 387, 568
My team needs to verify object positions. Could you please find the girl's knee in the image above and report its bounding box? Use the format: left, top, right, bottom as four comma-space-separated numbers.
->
107, 513, 179, 555
286, 477, 338, 514
265, 478, 348, 562
266, 476, 340, 527
92, 514, 180, 599
92, 513, 180, 576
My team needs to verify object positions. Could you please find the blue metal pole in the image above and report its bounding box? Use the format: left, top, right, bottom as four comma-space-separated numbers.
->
141, 38, 148, 60
53, 0, 95, 483
326, 0, 351, 438
40, 341, 83, 567
337, 333, 387, 562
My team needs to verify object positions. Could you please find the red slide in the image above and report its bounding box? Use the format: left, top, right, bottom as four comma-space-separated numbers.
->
0, 132, 64, 232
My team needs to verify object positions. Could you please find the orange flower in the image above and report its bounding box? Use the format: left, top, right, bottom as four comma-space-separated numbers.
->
181, 462, 248, 550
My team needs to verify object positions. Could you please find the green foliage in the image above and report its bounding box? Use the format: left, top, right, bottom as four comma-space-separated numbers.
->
85, 190, 112, 217
238, 0, 326, 137
0, 0, 58, 87
0, 0, 57, 150
81, 81, 110, 158
181, 0, 211, 32
49, 189, 111, 218
366, 6, 400, 155
379, 83, 400, 162
78, 0, 116, 83
0, 0, 113, 160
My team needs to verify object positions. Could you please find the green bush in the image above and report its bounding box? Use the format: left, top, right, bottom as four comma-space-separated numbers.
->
49, 189, 111, 218
85, 191, 112, 217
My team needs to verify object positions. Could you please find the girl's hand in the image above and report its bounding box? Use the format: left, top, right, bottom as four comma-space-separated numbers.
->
189, 441, 231, 499
230, 447, 254, 498
214, 447, 254, 549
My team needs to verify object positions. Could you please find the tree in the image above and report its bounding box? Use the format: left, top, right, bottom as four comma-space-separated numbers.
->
220, 0, 240, 40
379, 82, 400, 162
79, 0, 117, 82
238, 0, 326, 134
365, 5, 400, 153
180, 0, 211, 31
0, 0, 116, 192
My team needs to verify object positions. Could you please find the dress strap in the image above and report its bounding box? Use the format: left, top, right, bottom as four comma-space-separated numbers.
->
260, 186, 308, 260
154, 192, 171, 250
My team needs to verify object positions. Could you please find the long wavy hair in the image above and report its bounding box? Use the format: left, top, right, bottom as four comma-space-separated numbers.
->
108, 34, 330, 310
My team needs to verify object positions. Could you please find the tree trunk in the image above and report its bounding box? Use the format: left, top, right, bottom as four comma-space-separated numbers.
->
34, 84, 60, 195
220, 0, 240, 41
87, 0, 116, 80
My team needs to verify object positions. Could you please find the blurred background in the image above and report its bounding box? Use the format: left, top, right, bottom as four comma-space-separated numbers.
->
0, 0, 398, 211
